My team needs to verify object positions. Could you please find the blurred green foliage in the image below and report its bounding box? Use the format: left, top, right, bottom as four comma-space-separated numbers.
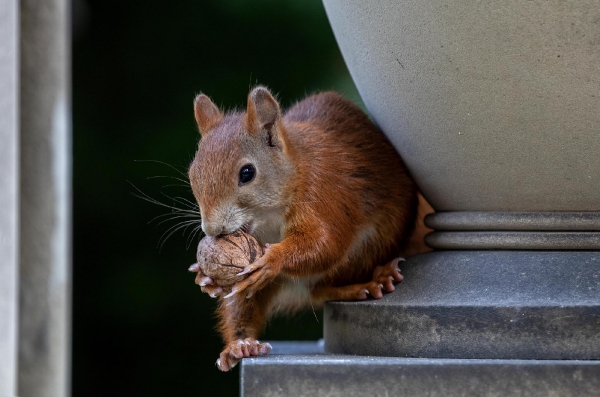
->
72, 0, 360, 395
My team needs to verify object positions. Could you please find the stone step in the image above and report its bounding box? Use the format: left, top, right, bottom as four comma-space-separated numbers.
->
241, 353, 600, 397
325, 251, 600, 359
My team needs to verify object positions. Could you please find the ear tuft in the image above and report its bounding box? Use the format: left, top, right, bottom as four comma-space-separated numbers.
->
194, 94, 223, 136
247, 86, 281, 132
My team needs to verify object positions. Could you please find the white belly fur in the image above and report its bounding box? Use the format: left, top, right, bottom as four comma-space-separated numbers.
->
268, 274, 324, 314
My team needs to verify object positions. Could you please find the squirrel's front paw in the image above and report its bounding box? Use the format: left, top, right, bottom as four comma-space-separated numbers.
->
224, 257, 280, 299
216, 339, 272, 371
189, 263, 225, 298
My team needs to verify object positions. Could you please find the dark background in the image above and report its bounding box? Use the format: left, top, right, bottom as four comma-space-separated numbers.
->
72, 0, 361, 395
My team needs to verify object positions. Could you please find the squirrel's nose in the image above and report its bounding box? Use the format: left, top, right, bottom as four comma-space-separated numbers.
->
202, 220, 224, 237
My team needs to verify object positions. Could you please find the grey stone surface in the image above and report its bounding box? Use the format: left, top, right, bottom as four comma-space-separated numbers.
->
426, 211, 600, 231
425, 231, 600, 250
0, 1, 19, 395
323, 0, 600, 211
269, 340, 325, 355
241, 355, 600, 397
19, 0, 71, 396
325, 251, 600, 359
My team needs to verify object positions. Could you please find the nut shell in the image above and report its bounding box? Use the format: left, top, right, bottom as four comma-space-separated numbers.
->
196, 230, 263, 289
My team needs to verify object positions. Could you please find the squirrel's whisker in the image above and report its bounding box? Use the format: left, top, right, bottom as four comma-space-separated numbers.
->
146, 175, 191, 185
158, 219, 203, 250
134, 159, 189, 179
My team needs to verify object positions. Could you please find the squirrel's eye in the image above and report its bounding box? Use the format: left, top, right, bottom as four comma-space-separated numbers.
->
239, 164, 256, 185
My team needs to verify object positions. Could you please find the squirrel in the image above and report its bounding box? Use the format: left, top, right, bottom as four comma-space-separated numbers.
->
188, 86, 433, 371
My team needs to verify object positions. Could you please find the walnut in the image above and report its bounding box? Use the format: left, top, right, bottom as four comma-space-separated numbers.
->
196, 230, 263, 291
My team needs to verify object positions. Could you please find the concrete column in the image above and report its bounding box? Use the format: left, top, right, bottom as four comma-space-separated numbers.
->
19, 0, 71, 396
0, 1, 20, 396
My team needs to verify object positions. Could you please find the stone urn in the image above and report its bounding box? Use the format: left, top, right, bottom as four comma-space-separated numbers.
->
321, 0, 600, 374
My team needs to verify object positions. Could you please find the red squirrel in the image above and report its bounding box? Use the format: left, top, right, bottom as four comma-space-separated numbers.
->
188, 86, 433, 371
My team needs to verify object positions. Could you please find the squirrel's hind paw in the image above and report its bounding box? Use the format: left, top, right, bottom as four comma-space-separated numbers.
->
216, 339, 272, 372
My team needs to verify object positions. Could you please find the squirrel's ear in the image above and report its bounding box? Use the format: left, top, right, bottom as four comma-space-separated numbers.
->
194, 94, 222, 136
246, 86, 281, 134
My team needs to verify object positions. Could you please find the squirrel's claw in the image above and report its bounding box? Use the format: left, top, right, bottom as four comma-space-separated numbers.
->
237, 264, 257, 277
190, 263, 225, 297
236, 256, 265, 276
228, 258, 278, 299
198, 276, 213, 287
208, 286, 223, 298
223, 288, 237, 299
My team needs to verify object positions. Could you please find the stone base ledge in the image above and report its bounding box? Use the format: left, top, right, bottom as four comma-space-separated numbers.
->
241, 354, 600, 397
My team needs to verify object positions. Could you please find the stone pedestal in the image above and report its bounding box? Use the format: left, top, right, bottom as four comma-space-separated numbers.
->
242, 1, 600, 394
318, 0, 600, 382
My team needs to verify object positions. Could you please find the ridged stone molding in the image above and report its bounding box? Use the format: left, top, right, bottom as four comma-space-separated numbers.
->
424, 212, 600, 250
